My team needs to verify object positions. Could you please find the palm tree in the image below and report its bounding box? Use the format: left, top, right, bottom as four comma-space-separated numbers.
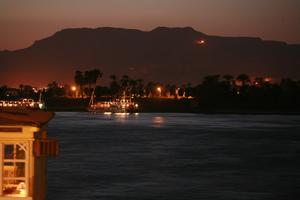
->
129, 79, 138, 97
137, 79, 144, 97
83, 69, 102, 97
236, 74, 250, 87
110, 74, 120, 96
19, 84, 24, 97
84, 70, 93, 95
120, 75, 130, 94
223, 74, 234, 86
90, 69, 102, 86
90, 69, 102, 102
165, 84, 177, 97
145, 81, 156, 97
202, 75, 220, 86
74, 70, 85, 98
186, 82, 193, 97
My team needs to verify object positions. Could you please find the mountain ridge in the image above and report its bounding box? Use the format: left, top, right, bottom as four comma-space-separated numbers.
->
0, 27, 299, 87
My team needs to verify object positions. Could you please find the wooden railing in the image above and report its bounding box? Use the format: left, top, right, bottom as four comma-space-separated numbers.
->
33, 139, 59, 157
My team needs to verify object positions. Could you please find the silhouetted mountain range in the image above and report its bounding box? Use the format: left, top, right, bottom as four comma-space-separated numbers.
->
0, 27, 299, 86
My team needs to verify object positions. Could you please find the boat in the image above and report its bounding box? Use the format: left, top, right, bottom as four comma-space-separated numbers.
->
0, 98, 44, 110
88, 92, 139, 113
0, 93, 45, 110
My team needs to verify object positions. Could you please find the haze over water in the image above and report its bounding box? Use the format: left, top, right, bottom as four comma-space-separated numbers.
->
47, 112, 300, 200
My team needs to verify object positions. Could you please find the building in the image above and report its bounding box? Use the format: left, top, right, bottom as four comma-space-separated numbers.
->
0, 109, 58, 200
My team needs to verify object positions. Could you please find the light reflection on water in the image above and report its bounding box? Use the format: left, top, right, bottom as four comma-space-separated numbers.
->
47, 112, 300, 200
152, 116, 165, 127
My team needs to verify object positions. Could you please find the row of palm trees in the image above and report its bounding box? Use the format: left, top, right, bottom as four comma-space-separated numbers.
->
74, 71, 171, 98
202, 74, 276, 88
109, 74, 145, 97
108, 75, 178, 98
74, 69, 102, 97
73, 68, 299, 100
217, 74, 256, 86
99, 73, 271, 98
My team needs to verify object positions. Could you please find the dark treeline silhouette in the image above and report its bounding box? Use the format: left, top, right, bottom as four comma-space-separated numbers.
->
0, 84, 38, 100
1, 71, 300, 112
192, 74, 300, 111
74, 71, 300, 111
74, 69, 102, 98
94, 74, 146, 98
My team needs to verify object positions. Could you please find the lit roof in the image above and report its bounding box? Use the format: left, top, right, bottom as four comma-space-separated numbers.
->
0, 109, 54, 127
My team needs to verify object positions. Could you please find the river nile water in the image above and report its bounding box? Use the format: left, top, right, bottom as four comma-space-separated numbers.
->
46, 112, 300, 200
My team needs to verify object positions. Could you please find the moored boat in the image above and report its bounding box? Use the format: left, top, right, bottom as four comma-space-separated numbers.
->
88, 97, 139, 113
88, 88, 139, 113
0, 98, 44, 109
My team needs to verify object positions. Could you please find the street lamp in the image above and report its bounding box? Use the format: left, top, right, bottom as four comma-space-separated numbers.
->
157, 87, 162, 97
71, 86, 77, 98
71, 86, 76, 91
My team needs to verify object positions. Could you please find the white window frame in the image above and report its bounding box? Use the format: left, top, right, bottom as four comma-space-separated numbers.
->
0, 142, 29, 198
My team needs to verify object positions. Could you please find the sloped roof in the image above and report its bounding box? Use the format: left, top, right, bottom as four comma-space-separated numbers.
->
0, 109, 55, 127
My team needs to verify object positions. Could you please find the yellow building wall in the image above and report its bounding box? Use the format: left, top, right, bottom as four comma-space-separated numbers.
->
0, 124, 49, 200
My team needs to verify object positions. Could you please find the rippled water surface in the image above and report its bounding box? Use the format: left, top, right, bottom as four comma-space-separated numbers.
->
46, 112, 300, 200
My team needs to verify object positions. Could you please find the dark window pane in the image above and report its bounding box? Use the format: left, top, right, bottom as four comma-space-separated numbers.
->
4, 145, 14, 159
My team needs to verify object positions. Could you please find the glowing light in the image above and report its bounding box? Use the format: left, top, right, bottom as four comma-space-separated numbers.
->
115, 113, 130, 116
104, 112, 112, 115
153, 116, 165, 127
157, 87, 162, 97
38, 103, 44, 109
196, 40, 205, 45
264, 77, 272, 82
71, 86, 77, 91
32, 87, 38, 93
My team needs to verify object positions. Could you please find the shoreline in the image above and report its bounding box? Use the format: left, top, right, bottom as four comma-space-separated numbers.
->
44, 98, 300, 115
45, 108, 300, 115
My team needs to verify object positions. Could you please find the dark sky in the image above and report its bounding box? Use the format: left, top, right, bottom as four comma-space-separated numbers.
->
1, 0, 300, 50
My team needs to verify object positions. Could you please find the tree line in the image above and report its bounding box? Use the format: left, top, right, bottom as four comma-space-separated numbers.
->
1, 71, 300, 110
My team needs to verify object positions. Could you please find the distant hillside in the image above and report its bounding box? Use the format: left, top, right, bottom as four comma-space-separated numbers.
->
0, 27, 299, 86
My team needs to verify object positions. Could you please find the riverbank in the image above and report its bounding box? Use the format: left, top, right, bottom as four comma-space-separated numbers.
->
44, 97, 300, 115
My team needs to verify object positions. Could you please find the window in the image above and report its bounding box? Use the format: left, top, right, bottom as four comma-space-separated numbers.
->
1, 143, 28, 197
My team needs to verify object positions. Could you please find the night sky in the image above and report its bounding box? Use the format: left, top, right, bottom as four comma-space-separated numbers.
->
1, 0, 300, 50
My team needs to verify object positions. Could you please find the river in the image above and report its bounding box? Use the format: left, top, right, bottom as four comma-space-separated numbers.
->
46, 112, 300, 200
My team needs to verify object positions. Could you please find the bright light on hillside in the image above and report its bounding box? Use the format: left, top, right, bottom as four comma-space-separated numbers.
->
196, 40, 205, 45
